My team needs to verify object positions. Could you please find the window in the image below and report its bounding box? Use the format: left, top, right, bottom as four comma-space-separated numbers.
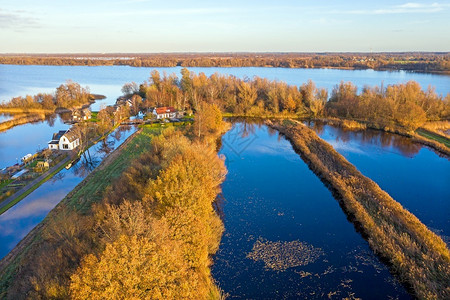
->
63, 144, 69, 149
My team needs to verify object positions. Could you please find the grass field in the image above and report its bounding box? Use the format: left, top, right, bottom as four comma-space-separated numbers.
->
416, 128, 450, 148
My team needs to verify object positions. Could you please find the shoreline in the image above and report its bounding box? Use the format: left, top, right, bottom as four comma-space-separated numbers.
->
0, 113, 47, 132
1, 63, 448, 75
0, 127, 144, 297
269, 119, 450, 299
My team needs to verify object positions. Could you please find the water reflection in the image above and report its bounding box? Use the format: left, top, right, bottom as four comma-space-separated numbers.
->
308, 121, 422, 157
213, 123, 411, 299
0, 126, 135, 259
97, 139, 115, 157
72, 150, 101, 178
308, 122, 450, 238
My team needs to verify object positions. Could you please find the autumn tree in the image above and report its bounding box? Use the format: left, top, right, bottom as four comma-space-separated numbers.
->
121, 82, 139, 97
237, 81, 257, 113
193, 102, 223, 139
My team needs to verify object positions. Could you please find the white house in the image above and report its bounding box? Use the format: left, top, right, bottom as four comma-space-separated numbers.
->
152, 106, 177, 119
48, 130, 80, 150
72, 108, 91, 122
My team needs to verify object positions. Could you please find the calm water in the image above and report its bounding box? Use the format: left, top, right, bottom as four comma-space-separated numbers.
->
0, 115, 70, 169
212, 122, 411, 299
0, 114, 12, 123
1, 65, 449, 169
0, 126, 135, 259
308, 123, 450, 243
1, 65, 449, 109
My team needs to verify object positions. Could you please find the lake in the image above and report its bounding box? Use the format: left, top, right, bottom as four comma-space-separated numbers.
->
0, 65, 448, 296
0, 114, 70, 169
213, 122, 411, 299
0, 126, 135, 259
307, 122, 450, 243
1, 64, 449, 169
1, 65, 449, 109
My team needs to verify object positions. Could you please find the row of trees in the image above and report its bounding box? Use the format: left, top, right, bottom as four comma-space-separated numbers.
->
327, 81, 449, 131
1, 81, 92, 110
126, 69, 449, 131
1, 53, 449, 73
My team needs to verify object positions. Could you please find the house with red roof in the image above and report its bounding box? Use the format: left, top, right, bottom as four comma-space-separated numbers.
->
152, 106, 178, 119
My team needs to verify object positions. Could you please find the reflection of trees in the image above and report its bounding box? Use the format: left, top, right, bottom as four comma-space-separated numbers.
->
98, 138, 115, 158
118, 125, 132, 134
72, 150, 100, 177
309, 120, 324, 135
392, 136, 421, 157
267, 126, 277, 137
324, 124, 421, 157
46, 114, 57, 127
240, 121, 257, 139
49, 172, 65, 183
58, 112, 72, 123
112, 130, 122, 142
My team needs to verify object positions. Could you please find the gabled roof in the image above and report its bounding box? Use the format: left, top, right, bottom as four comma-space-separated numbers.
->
52, 130, 67, 141
155, 106, 177, 114
62, 130, 79, 142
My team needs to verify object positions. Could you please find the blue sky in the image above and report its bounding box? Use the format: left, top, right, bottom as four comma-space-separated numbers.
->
0, 0, 449, 53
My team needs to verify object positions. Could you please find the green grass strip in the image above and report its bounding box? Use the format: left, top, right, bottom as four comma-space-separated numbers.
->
416, 128, 450, 148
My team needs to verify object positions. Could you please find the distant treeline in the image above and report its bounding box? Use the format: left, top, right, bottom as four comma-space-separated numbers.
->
130, 69, 450, 132
0, 81, 93, 111
1, 52, 449, 73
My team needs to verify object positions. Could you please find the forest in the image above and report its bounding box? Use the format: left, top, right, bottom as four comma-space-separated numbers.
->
129, 69, 449, 132
1, 52, 449, 74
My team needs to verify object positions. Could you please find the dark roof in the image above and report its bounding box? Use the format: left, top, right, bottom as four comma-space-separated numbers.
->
52, 130, 67, 141
49, 129, 79, 143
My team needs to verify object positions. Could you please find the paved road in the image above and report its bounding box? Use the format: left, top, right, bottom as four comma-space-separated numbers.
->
0, 156, 71, 212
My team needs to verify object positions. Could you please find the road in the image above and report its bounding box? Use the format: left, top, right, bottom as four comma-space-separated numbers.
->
0, 156, 71, 213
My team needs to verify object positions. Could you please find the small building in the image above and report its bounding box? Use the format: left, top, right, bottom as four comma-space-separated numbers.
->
48, 130, 80, 150
152, 107, 178, 119
21, 154, 32, 163
72, 108, 91, 122
36, 161, 50, 169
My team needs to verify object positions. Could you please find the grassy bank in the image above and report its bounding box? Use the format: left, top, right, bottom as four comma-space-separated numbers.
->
269, 120, 450, 299
0, 108, 54, 114
416, 128, 450, 148
0, 126, 158, 298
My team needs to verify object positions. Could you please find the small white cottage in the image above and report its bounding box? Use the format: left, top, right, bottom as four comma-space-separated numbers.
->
48, 130, 80, 150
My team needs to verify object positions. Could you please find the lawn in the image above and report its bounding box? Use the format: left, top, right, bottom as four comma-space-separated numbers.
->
416, 128, 450, 148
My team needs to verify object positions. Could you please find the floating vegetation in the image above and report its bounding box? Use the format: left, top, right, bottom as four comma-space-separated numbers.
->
247, 238, 324, 271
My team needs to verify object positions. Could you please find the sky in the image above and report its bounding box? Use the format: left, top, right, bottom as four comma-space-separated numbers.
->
0, 0, 449, 53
